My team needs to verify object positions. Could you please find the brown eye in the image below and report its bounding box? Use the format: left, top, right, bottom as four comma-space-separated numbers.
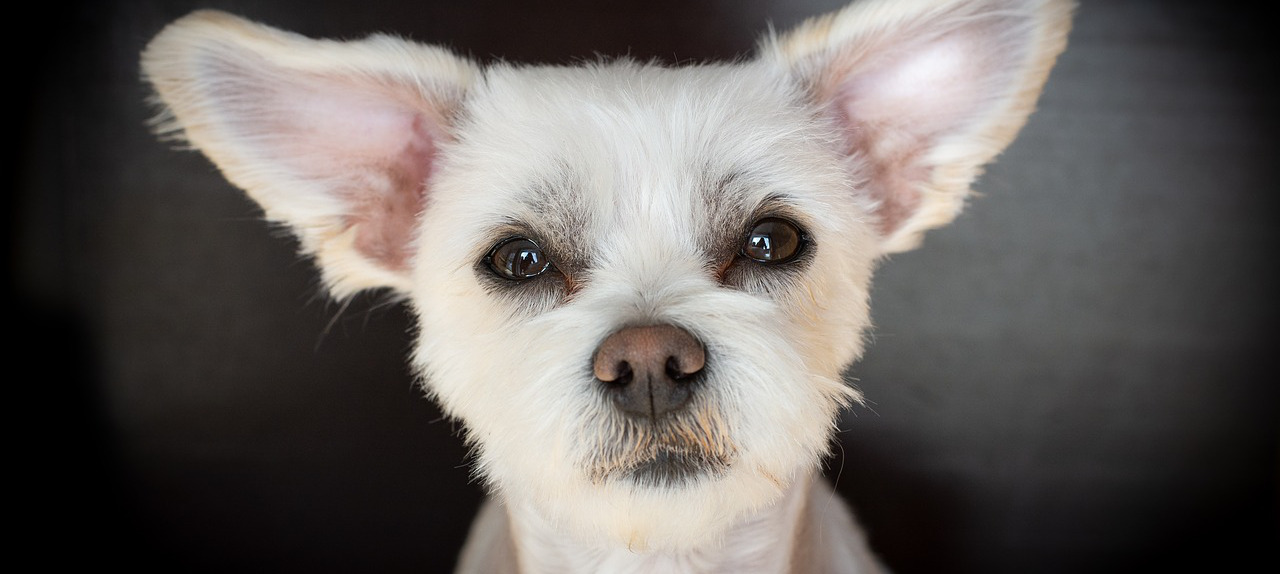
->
488, 237, 552, 280
742, 218, 805, 264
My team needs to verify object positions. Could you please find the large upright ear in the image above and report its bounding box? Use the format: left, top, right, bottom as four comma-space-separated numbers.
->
763, 0, 1072, 253
142, 11, 477, 298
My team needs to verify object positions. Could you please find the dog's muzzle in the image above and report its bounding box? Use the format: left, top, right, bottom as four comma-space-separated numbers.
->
593, 324, 705, 419
586, 325, 735, 486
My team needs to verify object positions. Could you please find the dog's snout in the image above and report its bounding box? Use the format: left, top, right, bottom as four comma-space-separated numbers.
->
593, 324, 705, 419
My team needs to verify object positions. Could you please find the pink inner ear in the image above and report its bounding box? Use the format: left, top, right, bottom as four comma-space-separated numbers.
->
345, 113, 437, 273
830, 81, 935, 238
826, 26, 1018, 238
248, 79, 443, 273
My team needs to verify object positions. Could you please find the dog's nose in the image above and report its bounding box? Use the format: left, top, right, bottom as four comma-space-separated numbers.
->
593, 324, 706, 419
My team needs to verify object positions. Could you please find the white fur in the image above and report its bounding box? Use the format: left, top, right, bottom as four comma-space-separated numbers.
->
142, 1, 1072, 571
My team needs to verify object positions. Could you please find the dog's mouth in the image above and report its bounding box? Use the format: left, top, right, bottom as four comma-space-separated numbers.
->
626, 447, 732, 487
585, 404, 737, 487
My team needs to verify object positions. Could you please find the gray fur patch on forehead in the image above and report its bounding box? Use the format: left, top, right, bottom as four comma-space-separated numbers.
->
696, 167, 820, 265
510, 164, 594, 273
697, 170, 761, 256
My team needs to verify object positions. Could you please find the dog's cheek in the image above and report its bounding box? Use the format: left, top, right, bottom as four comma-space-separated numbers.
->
788, 237, 878, 380
410, 274, 607, 487
721, 210, 880, 484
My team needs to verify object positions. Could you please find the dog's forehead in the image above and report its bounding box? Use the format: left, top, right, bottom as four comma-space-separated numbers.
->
435, 60, 848, 267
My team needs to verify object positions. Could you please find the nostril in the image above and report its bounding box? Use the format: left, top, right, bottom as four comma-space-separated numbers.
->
595, 358, 632, 385
609, 361, 633, 386
665, 356, 693, 381
666, 341, 705, 381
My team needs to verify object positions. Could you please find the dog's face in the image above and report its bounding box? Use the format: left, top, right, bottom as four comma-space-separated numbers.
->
143, 0, 1071, 551
412, 62, 877, 547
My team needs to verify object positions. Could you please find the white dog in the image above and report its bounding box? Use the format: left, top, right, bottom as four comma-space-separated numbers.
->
142, 0, 1072, 571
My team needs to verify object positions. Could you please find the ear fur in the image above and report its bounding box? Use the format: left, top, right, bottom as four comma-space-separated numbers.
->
763, 0, 1073, 253
142, 11, 477, 298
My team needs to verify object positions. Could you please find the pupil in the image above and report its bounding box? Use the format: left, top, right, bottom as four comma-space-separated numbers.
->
514, 249, 542, 276
749, 235, 773, 258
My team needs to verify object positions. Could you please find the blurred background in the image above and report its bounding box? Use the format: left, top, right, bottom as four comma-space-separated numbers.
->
12, 1, 1276, 572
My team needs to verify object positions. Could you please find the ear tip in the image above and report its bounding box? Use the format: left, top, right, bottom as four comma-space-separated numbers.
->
766, 0, 1079, 56
140, 12, 238, 112
142, 10, 237, 65
147, 9, 248, 44
176, 9, 286, 40
144, 9, 295, 67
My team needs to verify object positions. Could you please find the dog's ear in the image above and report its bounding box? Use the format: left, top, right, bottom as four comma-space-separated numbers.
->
763, 0, 1071, 253
142, 11, 477, 298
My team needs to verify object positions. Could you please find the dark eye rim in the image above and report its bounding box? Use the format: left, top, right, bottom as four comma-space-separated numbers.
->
485, 236, 555, 281
739, 216, 810, 265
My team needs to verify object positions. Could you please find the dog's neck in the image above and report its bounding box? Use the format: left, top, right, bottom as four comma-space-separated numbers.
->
514, 475, 808, 574
458, 470, 880, 574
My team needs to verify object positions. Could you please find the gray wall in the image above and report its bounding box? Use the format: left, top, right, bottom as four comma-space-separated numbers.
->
14, 1, 1276, 572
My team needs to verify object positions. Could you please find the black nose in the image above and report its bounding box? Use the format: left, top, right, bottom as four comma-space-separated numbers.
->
592, 324, 706, 419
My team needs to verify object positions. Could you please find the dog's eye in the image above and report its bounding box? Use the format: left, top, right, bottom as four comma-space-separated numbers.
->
487, 237, 552, 280
741, 218, 806, 264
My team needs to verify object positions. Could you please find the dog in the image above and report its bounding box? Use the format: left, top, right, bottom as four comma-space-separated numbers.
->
142, 0, 1071, 571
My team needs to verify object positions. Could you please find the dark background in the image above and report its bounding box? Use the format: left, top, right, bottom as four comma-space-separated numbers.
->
13, 1, 1277, 572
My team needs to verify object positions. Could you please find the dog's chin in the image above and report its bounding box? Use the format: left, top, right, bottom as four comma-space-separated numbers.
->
627, 450, 717, 487
622, 448, 731, 488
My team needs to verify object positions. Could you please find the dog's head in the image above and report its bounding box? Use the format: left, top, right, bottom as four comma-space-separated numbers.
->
143, 0, 1070, 551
